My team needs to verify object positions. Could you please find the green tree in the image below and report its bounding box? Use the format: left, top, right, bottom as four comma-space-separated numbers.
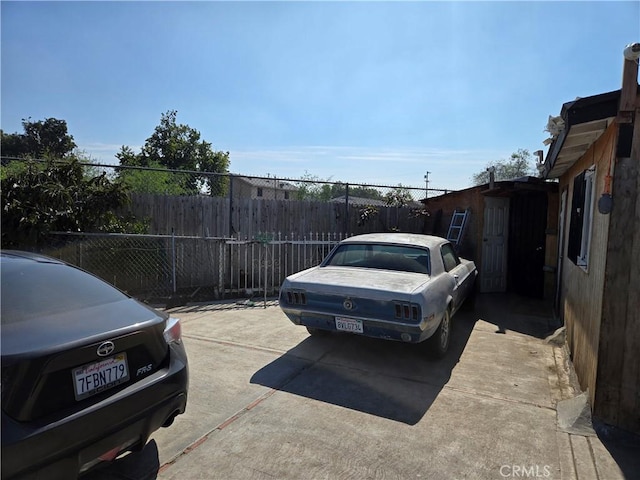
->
117, 111, 230, 195
1, 158, 133, 248
295, 171, 333, 201
471, 148, 535, 186
118, 162, 191, 195
295, 173, 385, 202
384, 185, 414, 207
1, 118, 76, 159
330, 183, 384, 201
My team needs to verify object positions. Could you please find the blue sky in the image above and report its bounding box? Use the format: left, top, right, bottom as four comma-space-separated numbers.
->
1, 1, 638, 191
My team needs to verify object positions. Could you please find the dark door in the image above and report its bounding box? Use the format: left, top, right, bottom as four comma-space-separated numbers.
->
507, 191, 548, 298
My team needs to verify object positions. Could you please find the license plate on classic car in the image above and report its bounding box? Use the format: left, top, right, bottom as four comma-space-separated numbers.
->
335, 317, 364, 334
73, 353, 130, 401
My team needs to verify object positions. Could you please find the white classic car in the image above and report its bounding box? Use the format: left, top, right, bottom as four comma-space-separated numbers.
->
279, 233, 477, 357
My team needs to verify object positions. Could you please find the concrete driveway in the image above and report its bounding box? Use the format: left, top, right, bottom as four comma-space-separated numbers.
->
86, 294, 632, 480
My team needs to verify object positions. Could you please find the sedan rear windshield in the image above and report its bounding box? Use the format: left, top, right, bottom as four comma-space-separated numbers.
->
324, 244, 430, 274
1, 260, 128, 325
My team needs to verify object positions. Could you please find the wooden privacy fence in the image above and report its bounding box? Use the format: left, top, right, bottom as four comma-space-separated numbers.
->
125, 193, 428, 238
43, 231, 349, 302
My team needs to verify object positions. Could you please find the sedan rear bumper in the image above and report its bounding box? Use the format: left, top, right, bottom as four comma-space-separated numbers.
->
1, 345, 188, 480
282, 308, 441, 343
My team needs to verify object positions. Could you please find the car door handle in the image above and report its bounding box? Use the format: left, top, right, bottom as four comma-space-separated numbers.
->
453, 274, 459, 284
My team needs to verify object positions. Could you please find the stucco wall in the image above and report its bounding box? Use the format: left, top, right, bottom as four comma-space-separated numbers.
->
232, 179, 293, 200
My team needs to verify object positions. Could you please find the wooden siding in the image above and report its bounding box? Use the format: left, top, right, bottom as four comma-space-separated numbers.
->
424, 185, 558, 299
595, 105, 640, 433
423, 189, 485, 264
558, 124, 615, 408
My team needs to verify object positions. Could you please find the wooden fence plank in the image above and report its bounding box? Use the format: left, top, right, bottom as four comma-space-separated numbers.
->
126, 194, 425, 238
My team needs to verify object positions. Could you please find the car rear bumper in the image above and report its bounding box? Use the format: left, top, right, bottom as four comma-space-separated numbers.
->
1, 345, 188, 480
282, 308, 440, 343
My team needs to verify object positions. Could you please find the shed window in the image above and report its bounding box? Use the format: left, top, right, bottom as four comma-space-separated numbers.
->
257, 187, 263, 197
567, 167, 595, 270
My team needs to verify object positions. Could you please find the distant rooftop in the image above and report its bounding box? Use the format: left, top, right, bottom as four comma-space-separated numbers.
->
329, 195, 388, 206
235, 176, 298, 191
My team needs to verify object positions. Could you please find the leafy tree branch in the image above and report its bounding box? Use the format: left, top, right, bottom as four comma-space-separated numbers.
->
471, 148, 536, 186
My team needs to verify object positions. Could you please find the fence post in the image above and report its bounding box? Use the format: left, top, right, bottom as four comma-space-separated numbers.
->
264, 243, 268, 308
228, 174, 234, 238
171, 228, 177, 294
344, 183, 350, 235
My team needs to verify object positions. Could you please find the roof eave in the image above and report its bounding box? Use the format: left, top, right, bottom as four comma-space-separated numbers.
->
542, 89, 622, 178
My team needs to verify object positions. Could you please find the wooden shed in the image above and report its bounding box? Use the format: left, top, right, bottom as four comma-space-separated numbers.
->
422, 177, 558, 300
540, 52, 640, 434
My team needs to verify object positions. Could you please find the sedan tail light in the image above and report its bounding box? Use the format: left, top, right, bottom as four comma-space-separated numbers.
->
163, 317, 182, 344
394, 302, 421, 322
284, 289, 307, 305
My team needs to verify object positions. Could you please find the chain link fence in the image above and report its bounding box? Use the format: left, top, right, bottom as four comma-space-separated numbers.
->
42, 231, 348, 304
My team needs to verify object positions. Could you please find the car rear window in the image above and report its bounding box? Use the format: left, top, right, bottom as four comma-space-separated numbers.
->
1, 260, 128, 325
324, 244, 430, 274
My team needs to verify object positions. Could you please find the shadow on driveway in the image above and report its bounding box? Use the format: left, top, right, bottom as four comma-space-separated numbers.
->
82, 439, 159, 480
251, 306, 479, 425
472, 293, 558, 338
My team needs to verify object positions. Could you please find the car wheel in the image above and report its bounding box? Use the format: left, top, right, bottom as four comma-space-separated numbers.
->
427, 308, 451, 358
306, 326, 329, 336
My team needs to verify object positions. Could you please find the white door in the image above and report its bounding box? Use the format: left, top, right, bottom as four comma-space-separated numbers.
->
481, 197, 510, 292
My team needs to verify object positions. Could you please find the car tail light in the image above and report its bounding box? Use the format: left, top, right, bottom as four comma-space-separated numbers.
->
394, 302, 421, 322
163, 317, 182, 344
284, 290, 307, 305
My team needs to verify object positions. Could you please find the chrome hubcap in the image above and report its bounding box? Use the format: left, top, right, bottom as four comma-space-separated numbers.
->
440, 313, 450, 349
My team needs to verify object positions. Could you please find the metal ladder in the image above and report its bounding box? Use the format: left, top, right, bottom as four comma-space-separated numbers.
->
446, 209, 469, 245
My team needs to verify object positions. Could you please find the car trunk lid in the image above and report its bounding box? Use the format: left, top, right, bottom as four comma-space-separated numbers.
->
1, 299, 169, 422
289, 266, 430, 300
